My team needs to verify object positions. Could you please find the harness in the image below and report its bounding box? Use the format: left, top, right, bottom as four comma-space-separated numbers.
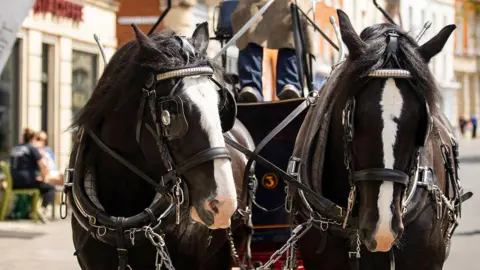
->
291, 31, 468, 270
223, 31, 472, 270
61, 64, 240, 270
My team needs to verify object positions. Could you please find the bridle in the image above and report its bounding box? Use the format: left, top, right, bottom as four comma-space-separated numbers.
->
341, 30, 433, 226
65, 63, 237, 270
326, 30, 434, 269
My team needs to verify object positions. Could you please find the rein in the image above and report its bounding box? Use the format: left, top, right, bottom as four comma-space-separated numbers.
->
62, 66, 237, 270
224, 30, 470, 270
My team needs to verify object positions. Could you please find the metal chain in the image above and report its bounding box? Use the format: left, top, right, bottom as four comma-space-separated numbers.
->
431, 185, 455, 212
343, 186, 356, 228
342, 99, 355, 179
341, 98, 356, 228
348, 230, 361, 259
173, 178, 184, 225
355, 230, 361, 256
226, 227, 246, 270
310, 211, 343, 231
258, 220, 313, 270
145, 227, 175, 270
284, 242, 298, 270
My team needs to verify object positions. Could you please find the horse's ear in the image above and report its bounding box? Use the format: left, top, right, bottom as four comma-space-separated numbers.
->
417, 24, 456, 63
131, 23, 160, 56
192, 22, 209, 55
336, 9, 366, 60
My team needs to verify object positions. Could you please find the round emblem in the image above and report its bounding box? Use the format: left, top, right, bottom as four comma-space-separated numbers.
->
161, 110, 171, 126
261, 172, 278, 189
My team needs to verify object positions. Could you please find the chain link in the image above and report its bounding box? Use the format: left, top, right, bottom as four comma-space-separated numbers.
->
145, 227, 175, 270
258, 220, 313, 270
226, 227, 246, 270
343, 186, 356, 228
309, 211, 343, 231
348, 230, 361, 259
173, 178, 184, 225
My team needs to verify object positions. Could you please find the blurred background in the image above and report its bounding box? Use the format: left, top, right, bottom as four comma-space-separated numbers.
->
0, 0, 479, 170
0, 0, 479, 269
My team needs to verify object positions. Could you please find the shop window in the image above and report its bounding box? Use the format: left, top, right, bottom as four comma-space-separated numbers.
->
72, 50, 98, 118
41, 43, 53, 133
71, 50, 97, 141
0, 40, 20, 161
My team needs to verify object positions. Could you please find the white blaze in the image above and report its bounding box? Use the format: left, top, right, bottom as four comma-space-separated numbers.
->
184, 77, 237, 228
375, 79, 403, 251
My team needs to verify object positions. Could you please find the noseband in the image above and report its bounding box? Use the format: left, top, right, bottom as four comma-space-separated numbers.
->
64, 64, 235, 270
341, 30, 432, 224
89, 66, 232, 217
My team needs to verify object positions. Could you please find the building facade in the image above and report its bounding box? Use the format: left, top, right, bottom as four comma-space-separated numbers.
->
454, 0, 479, 136
312, 0, 343, 89
402, 0, 460, 129
0, 0, 119, 171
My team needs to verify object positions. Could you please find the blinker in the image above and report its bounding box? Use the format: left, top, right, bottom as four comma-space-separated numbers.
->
158, 96, 189, 140
161, 110, 171, 126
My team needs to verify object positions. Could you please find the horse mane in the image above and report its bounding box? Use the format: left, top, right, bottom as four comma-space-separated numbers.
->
337, 23, 441, 114
68, 29, 230, 252
70, 29, 225, 131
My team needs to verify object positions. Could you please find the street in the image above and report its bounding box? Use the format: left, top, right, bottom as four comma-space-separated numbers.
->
0, 138, 479, 269
443, 138, 480, 270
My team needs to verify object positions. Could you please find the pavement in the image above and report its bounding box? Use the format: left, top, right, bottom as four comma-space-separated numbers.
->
0, 217, 79, 270
0, 138, 479, 269
443, 137, 480, 270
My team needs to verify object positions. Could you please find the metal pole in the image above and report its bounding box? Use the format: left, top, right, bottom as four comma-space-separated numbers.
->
330, 16, 345, 64
214, 0, 277, 59
148, 0, 172, 35
373, 0, 396, 25
294, 4, 339, 51
415, 21, 432, 43
94, 34, 107, 65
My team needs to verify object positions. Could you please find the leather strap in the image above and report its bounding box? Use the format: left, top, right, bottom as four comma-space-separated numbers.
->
353, 168, 409, 186
116, 217, 128, 270
136, 89, 149, 144
241, 98, 310, 201
163, 147, 231, 182
176, 147, 231, 174
87, 129, 168, 195
224, 135, 351, 223
143, 208, 157, 227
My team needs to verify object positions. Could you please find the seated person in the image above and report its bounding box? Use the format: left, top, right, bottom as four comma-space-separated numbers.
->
36, 131, 64, 186
10, 128, 55, 215
230, 0, 314, 102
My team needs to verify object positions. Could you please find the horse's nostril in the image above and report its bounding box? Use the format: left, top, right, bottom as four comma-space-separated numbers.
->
208, 199, 219, 215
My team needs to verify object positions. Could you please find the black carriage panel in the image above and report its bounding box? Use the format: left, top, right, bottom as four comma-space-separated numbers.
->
236, 98, 307, 244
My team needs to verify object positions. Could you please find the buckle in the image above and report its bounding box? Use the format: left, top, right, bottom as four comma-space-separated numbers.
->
335, 205, 344, 217
64, 168, 74, 184
349, 251, 360, 259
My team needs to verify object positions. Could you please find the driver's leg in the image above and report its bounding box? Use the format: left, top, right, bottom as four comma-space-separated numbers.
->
237, 43, 264, 102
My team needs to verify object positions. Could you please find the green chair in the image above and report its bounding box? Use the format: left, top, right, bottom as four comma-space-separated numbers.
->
0, 161, 40, 222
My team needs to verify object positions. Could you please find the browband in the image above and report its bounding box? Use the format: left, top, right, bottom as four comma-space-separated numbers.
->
156, 67, 214, 82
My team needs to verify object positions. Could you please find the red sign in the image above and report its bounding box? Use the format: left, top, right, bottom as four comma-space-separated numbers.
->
33, 0, 84, 22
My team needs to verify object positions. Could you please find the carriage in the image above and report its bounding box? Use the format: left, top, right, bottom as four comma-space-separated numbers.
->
62, 0, 473, 269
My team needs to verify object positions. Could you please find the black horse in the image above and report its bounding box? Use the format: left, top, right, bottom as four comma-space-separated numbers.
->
66, 22, 254, 269
292, 9, 470, 269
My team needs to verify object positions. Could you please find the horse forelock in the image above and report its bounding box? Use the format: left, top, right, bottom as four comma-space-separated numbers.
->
336, 23, 440, 115
70, 29, 225, 132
